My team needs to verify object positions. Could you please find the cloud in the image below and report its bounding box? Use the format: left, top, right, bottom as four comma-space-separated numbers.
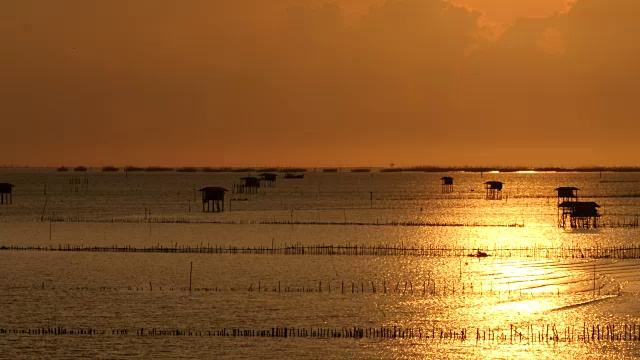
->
1, 0, 640, 166
459, 0, 640, 149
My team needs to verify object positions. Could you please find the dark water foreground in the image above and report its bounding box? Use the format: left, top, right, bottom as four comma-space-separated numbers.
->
1, 251, 640, 359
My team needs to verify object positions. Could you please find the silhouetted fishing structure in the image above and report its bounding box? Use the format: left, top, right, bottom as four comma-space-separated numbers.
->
556, 187, 601, 229
259, 173, 277, 187
484, 181, 503, 200
441, 176, 454, 193
198, 187, 227, 212
0, 183, 14, 205
557, 187, 579, 228
561, 202, 601, 229
233, 177, 260, 194
4, 243, 640, 259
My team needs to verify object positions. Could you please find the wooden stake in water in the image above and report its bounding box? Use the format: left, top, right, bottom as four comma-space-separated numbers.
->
41, 196, 48, 222
189, 262, 193, 292
593, 262, 596, 296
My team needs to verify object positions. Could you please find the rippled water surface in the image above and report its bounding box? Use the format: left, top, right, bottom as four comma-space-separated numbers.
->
1, 169, 640, 359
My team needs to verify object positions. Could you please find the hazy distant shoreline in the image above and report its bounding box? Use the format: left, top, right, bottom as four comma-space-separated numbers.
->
2, 165, 640, 173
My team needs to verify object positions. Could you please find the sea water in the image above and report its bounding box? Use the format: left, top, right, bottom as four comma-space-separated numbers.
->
1, 169, 640, 359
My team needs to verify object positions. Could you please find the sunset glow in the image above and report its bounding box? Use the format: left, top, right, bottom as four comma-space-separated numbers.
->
2, 0, 638, 167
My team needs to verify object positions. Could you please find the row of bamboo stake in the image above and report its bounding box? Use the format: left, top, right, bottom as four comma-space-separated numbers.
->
3, 243, 640, 259
22, 280, 576, 297
2, 324, 640, 343
43, 215, 526, 228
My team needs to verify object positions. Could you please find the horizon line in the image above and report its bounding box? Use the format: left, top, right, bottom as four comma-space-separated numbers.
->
2, 164, 640, 173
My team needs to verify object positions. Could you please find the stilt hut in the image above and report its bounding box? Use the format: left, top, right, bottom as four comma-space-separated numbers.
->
556, 187, 579, 203
259, 173, 277, 187
234, 177, 260, 194
484, 181, 503, 200
556, 187, 579, 228
0, 183, 14, 205
199, 187, 227, 212
558, 201, 600, 229
441, 177, 454, 193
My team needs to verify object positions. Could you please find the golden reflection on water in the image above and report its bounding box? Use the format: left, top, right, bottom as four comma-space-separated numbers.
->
397, 225, 633, 358
397, 255, 640, 358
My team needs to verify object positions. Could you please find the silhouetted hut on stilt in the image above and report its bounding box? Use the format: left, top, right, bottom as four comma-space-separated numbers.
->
441, 177, 454, 193
0, 183, 14, 205
199, 187, 227, 212
555, 187, 600, 229
559, 202, 600, 229
484, 181, 503, 200
234, 177, 260, 194
556, 187, 579, 228
259, 173, 277, 187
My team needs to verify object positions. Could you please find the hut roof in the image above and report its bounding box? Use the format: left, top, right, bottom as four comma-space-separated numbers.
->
0, 183, 14, 192
577, 201, 600, 208
260, 173, 278, 180
484, 181, 503, 190
198, 187, 228, 192
555, 187, 579, 191
441, 176, 453, 180
572, 202, 600, 217
0, 183, 14, 187
556, 186, 579, 198
559, 201, 599, 208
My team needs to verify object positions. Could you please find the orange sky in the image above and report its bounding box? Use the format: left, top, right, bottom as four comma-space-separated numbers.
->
2, 0, 639, 168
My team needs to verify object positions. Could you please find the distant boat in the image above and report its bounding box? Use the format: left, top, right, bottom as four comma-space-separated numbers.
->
74, 166, 88, 172
57, 166, 69, 172
468, 250, 489, 258
284, 173, 304, 179
102, 166, 119, 172
323, 168, 339, 173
